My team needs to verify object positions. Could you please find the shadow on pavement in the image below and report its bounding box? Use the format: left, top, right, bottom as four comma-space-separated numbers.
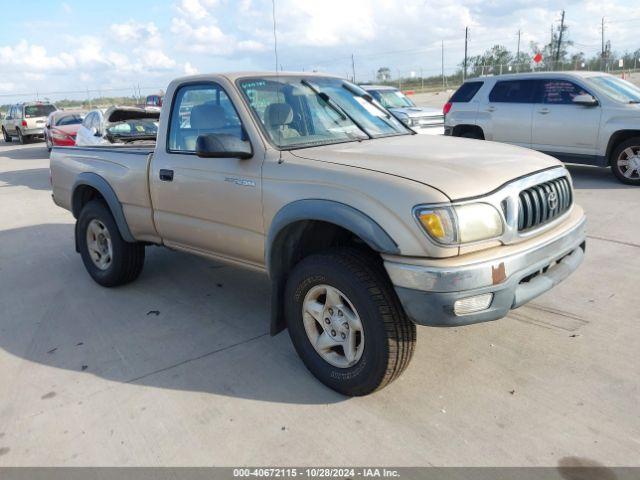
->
0, 168, 51, 191
0, 142, 49, 160
566, 164, 635, 191
0, 223, 345, 405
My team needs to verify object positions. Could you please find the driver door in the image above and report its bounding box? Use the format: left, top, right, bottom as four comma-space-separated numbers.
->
150, 82, 264, 267
531, 79, 602, 158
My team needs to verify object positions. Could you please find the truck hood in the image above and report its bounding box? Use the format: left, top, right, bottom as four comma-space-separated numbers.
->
291, 134, 563, 200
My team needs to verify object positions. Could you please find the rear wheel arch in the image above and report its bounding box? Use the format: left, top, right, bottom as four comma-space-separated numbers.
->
266, 200, 400, 336
452, 124, 485, 139
71, 173, 136, 244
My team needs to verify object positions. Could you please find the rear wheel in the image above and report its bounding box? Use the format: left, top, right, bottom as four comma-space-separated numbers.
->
17, 128, 25, 144
77, 200, 145, 287
285, 249, 416, 396
2, 128, 11, 143
611, 137, 640, 185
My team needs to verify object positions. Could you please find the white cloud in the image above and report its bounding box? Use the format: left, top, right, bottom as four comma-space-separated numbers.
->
184, 62, 199, 75
61, 2, 72, 13
110, 21, 162, 47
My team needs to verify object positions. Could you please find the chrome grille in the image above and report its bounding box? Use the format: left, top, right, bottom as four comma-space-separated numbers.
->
517, 176, 572, 231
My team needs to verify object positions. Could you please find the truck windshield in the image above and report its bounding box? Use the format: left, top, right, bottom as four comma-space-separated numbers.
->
586, 76, 640, 103
372, 89, 416, 108
238, 76, 410, 149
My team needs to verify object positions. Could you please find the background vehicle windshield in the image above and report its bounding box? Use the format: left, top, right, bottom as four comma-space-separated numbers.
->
587, 76, 640, 103
25, 104, 56, 118
56, 114, 85, 126
372, 89, 416, 108
239, 76, 409, 149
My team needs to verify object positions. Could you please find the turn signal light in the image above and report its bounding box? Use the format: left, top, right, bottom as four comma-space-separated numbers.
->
419, 212, 446, 239
443, 102, 452, 116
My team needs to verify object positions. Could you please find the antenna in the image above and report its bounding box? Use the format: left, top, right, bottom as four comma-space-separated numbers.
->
271, 0, 283, 163
271, 0, 279, 73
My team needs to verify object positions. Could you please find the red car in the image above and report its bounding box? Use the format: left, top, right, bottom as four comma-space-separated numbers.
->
44, 110, 87, 151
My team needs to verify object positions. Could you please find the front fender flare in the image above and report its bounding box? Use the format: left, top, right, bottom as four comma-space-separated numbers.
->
71, 172, 136, 243
265, 199, 400, 335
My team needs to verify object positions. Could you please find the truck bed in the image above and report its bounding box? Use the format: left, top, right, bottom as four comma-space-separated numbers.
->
50, 145, 159, 243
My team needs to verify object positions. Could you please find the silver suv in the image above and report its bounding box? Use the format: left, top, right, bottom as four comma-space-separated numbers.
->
2, 101, 57, 144
444, 72, 640, 185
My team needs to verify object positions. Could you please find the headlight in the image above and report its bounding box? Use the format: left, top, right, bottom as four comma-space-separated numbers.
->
415, 203, 503, 245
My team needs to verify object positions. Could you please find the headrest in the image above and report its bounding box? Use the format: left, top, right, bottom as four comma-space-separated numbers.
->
190, 103, 227, 130
264, 103, 293, 128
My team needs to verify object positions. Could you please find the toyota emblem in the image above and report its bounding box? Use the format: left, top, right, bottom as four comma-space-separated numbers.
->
548, 191, 558, 210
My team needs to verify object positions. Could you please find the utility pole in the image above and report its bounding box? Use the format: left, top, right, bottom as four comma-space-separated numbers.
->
601, 17, 606, 71
516, 29, 521, 72
555, 10, 565, 69
463, 27, 469, 81
441, 40, 445, 91
351, 53, 356, 83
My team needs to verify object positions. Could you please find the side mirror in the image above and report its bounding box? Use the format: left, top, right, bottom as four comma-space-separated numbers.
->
196, 133, 253, 159
572, 94, 598, 106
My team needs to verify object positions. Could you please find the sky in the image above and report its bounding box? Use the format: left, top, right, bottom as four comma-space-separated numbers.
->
0, 0, 639, 102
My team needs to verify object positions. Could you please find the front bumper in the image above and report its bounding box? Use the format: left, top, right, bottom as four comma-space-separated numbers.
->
414, 125, 445, 135
384, 215, 586, 326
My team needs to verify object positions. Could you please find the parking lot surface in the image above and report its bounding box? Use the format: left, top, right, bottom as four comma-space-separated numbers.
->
0, 142, 638, 467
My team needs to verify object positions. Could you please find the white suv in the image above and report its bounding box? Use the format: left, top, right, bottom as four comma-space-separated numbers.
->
1, 101, 57, 144
444, 72, 640, 185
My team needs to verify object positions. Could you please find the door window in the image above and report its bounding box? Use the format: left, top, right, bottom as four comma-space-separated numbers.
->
168, 83, 244, 152
489, 80, 538, 103
82, 113, 94, 128
540, 80, 590, 105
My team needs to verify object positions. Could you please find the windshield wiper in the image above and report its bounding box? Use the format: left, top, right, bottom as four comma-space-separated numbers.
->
341, 83, 415, 135
300, 79, 372, 139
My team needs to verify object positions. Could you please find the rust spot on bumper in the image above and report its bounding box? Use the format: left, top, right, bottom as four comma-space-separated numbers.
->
492, 262, 506, 285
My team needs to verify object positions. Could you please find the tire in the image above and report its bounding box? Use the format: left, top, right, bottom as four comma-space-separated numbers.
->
77, 200, 145, 287
285, 248, 416, 396
2, 127, 11, 143
17, 128, 25, 144
610, 137, 640, 186
45, 134, 52, 152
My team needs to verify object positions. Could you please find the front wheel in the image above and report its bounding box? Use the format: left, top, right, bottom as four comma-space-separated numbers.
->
611, 137, 640, 185
285, 249, 416, 396
77, 200, 145, 287
2, 128, 11, 143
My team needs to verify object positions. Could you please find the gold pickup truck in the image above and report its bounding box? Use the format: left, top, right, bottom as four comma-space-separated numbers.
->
50, 72, 586, 396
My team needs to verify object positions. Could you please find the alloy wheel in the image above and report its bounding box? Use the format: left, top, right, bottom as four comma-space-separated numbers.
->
302, 284, 365, 368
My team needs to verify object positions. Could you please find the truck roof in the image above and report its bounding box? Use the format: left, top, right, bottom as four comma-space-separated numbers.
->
172, 71, 344, 84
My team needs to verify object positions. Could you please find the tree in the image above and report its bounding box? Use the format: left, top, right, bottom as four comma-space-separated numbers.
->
465, 45, 513, 76
376, 67, 391, 82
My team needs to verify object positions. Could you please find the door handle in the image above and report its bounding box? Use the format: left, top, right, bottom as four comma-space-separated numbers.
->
538, 108, 550, 115
159, 169, 174, 181
486, 106, 496, 112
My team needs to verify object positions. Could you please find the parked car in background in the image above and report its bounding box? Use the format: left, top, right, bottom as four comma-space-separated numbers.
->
145, 94, 163, 112
2, 101, 57, 144
444, 71, 640, 185
361, 85, 444, 135
50, 72, 586, 396
75, 106, 160, 146
44, 110, 87, 151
